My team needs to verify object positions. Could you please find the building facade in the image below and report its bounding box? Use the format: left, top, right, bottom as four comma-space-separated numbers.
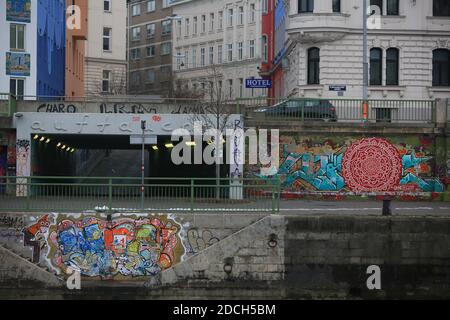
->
171, 0, 266, 100
283, 0, 450, 100
66, 0, 88, 98
85, 0, 127, 96
128, 0, 174, 96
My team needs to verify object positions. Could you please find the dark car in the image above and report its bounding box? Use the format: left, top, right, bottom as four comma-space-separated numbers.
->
255, 99, 337, 122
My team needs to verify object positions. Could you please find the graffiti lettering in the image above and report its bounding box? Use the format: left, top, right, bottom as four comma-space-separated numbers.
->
100, 103, 157, 114
187, 229, 219, 254
37, 103, 77, 113
0, 215, 24, 228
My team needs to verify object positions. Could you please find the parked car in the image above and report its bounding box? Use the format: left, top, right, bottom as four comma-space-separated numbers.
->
255, 99, 338, 122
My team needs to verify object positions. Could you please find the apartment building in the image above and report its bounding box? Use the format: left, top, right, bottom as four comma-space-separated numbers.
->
283, 0, 450, 100
128, 0, 174, 96
85, 0, 127, 96
171, 0, 266, 100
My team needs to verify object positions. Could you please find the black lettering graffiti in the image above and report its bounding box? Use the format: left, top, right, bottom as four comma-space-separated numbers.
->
171, 105, 209, 114
0, 215, 24, 228
37, 103, 77, 113
99, 103, 157, 114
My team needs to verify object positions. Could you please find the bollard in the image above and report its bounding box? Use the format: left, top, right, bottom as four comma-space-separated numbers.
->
382, 196, 392, 216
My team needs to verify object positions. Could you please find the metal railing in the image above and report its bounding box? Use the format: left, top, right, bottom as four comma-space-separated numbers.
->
0, 176, 281, 214
0, 93, 12, 116
238, 97, 436, 124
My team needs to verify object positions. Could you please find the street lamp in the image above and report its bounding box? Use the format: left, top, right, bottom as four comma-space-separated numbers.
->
362, 0, 369, 121
141, 120, 146, 210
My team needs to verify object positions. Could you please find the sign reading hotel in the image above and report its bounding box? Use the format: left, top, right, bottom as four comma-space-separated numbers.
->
6, 52, 31, 76
6, 0, 31, 23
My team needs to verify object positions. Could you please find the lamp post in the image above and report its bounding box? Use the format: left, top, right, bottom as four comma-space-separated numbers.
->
362, 0, 369, 122
141, 120, 146, 211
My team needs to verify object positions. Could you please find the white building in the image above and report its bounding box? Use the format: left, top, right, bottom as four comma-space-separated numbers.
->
283, 0, 450, 100
0, 0, 37, 99
85, 0, 127, 96
171, 0, 266, 100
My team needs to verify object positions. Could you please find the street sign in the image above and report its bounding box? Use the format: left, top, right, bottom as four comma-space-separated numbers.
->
329, 85, 347, 92
245, 79, 272, 89
130, 135, 157, 145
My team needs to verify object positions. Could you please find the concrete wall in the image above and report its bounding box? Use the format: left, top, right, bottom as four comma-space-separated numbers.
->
1, 212, 450, 299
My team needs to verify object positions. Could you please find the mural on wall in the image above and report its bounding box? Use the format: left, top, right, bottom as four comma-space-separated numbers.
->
6, 52, 31, 76
0, 146, 6, 194
45, 215, 185, 279
6, 0, 31, 23
22, 215, 50, 263
254, 136, 444, 194
16, 139, 29, 177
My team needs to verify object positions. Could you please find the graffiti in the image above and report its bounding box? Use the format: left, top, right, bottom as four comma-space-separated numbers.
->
22, 215, 50, 263
47, 215, 184, 278
37, 103, 77, 113
187, 229, 220, 254
257, 136, 444, 193
0, 215, 24, 228
171, 105, 209, 114
100, 103, 157, 114
16, 139, 29, 177
0, 146, 6, 194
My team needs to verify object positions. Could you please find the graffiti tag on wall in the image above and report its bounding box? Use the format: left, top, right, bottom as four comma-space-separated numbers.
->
46, 215, 184, 279
256, 137, 444, 193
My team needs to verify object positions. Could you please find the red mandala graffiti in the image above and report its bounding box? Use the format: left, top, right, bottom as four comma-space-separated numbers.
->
342, 138, 402, 192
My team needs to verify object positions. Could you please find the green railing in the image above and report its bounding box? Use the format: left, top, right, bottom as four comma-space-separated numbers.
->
237, 97, 436, 124
0, 176, 281, 214
0, 93, 16, 117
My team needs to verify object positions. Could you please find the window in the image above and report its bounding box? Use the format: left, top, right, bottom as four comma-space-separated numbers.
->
131, 48, 140, 60
9, 78, 24, 98
209, 46, 214, 65
218, 11, 223, 29
370, 48, 382, 85
132, 27, 141, 41
160, 42, 171, 55
146, 70, 155, 84
238, 7, 244, 25
102, 70, 111, 92
131, 72, 140, 86
387, 0, 399, 15
177, 51, 182, 70
103, 27, 111, 51
238, 41, 243, 60
104, 0, 111, 12
386, 48, 399, 85
176, 20, 182, 37
200, 47, 205, 66
10, 24, 25, 50
249, 39, 255, 58
210, 13, 214, 31
228, 8, 233, 27
250, 4, 255, 23
307, 47, 320, 85
262, 36, 268, 62
262, 0, 268, 14
193, 16, 198, 35
298, 0, 314, 13
228, 43, 233, 62
433, 0, 450, 17
162, 0, 170, 8
185, 18, 190, 36
146, 46, 155, 57
201, 15, 206, 33
218, 45, 223, 63
192, 48, 197, 68
160, 66, 170, 81
132, 4, 140, 16
162, 20, 171, 35
184, 50, 189, 68
147, 0, 155, 12
228, 79, 233, 98
239, 78, 243, 97
332, 0, 341, 13
146, 23, 155, 38
433, 49, 450, 86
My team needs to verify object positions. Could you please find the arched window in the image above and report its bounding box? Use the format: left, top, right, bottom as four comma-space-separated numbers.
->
307, 47, 320, 85
370, 0, 383, 15
386, 48, 399, 85
433, 49, 450, 86
370, 48, 382, 85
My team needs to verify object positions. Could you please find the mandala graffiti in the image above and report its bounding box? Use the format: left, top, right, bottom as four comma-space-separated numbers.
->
342, 138, 402, 192
47, 215, 185, 278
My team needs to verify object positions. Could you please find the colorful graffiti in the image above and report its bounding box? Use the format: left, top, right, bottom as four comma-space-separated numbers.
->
22, 215, 50, 263
46, 215, 185, 278
255, 136, 444, 193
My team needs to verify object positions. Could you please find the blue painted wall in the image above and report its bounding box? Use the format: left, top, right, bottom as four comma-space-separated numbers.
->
37, 0, 66, 98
